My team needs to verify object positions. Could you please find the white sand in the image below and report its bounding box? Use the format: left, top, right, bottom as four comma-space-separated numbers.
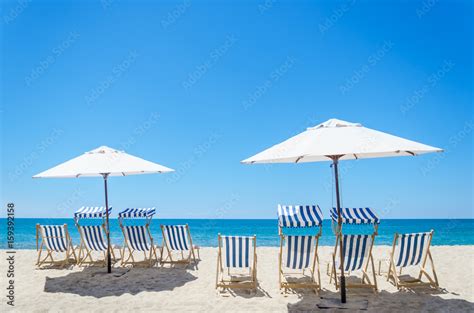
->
1, 246, 473, 312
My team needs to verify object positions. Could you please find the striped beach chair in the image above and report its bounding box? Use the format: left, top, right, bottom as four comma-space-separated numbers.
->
74, 206, 116, 266
330, 234, 377, 292
278, 205, 323, 293
36, 224, 77, 267
329, 207, 379, 292
160, 224, 197, 267
385, 230, 438, 289
118, 208, 159, 267
216, 235, 257, 292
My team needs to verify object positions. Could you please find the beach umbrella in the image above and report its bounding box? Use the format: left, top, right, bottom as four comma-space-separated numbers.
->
241, 118, 442, 303
33, 146, 174, 273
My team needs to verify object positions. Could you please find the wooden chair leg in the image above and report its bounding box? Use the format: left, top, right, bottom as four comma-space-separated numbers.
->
392, 263, 401, 289
37, 252, 46, 267
316, 258, 321, 290
121, 251, 127, 266
331, 255, 338, 289
215, 254, 221, 289
80, 249, 89, 265
122, 247, 134, 266
370, 256, 378, 291
78, 246, 83, 263
36, 243, 44, 265
386, 261, 392, 282
111, 248, 117, 262
428, 253, 439, 287
38, 251, 53, 267
88, 250, 94, 264
129, 250, 136, 265
148, 249, 153, 267
70, 244, 77, 263
41, 252, 51, 266
419, 252, 439, 288
191, 247, 197, 264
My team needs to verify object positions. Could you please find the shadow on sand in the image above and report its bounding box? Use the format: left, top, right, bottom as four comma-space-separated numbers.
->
217, 283, 272, 299
286, 287, 474, 312
44, 266, 197, 298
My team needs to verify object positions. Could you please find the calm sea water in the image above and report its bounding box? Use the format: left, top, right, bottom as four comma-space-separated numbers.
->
1, 218, 473, 249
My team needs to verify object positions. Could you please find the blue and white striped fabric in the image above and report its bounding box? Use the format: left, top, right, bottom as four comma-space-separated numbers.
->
123, 226, 151, 251
74, 206, 111, 219
330, 207, 379, 225
395, 232, 430, 267
163, 225, 190, 251
80, 225, 107, 251
118, 208, 156, 218
40, 225, 68, 252
284, 235, 315, 269
278, 205, 323, 228
338, 234, 373, 272
221, 236, 253, 268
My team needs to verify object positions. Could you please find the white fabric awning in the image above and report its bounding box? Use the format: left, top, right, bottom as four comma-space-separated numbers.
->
242, 118, 442, 163
34, 146, 174, 178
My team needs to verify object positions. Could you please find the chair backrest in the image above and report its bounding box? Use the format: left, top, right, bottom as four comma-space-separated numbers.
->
123, 225, 151, 251
118, 208, 155, 226
338, 234, 373, 271
79, 225, 107, 251
278, 205, 323, 229
39, 225, 69, 252
282, 235, 316, 270
74, 206, 111, 220
331, 207, 379, 225
162, 225, 190, 251
394, 232, 432, 268
219, 235, 255, 269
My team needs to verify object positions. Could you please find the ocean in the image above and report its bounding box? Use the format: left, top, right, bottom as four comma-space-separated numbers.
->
1, 218, 473, 249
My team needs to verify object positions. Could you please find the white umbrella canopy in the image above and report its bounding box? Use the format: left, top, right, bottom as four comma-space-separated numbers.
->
33, 145, 174, 273
241, 118, 442, 303
242, 118, 442, 164
33, 146, 174, 178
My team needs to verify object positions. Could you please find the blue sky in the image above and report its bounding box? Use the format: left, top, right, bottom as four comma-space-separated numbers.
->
1, 1, 472, 219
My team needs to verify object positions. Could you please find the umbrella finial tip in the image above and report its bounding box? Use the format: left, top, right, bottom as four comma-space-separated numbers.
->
309, 118, 362, 130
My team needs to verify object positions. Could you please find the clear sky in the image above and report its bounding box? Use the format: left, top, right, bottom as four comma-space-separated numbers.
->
1, 1, 472, 219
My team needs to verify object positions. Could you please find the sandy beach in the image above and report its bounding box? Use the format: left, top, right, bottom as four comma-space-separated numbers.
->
1, 246, 473, 312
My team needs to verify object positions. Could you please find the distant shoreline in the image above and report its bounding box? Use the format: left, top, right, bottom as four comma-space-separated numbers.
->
3, 219, 473, 248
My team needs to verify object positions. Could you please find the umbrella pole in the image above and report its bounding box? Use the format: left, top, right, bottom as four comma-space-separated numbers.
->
103, 174, 112, 274
333, 157, 346, 303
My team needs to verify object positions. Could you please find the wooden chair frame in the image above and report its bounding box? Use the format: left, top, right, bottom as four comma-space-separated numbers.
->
215, 234, 257, 291
329, 233, 378, 293
278, 227, 322, 294
385, 230, 439, 289
76, 224, 117, 266
36, 224, 77, 268
160, 224, 197, 267
120, 224, 159, 267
